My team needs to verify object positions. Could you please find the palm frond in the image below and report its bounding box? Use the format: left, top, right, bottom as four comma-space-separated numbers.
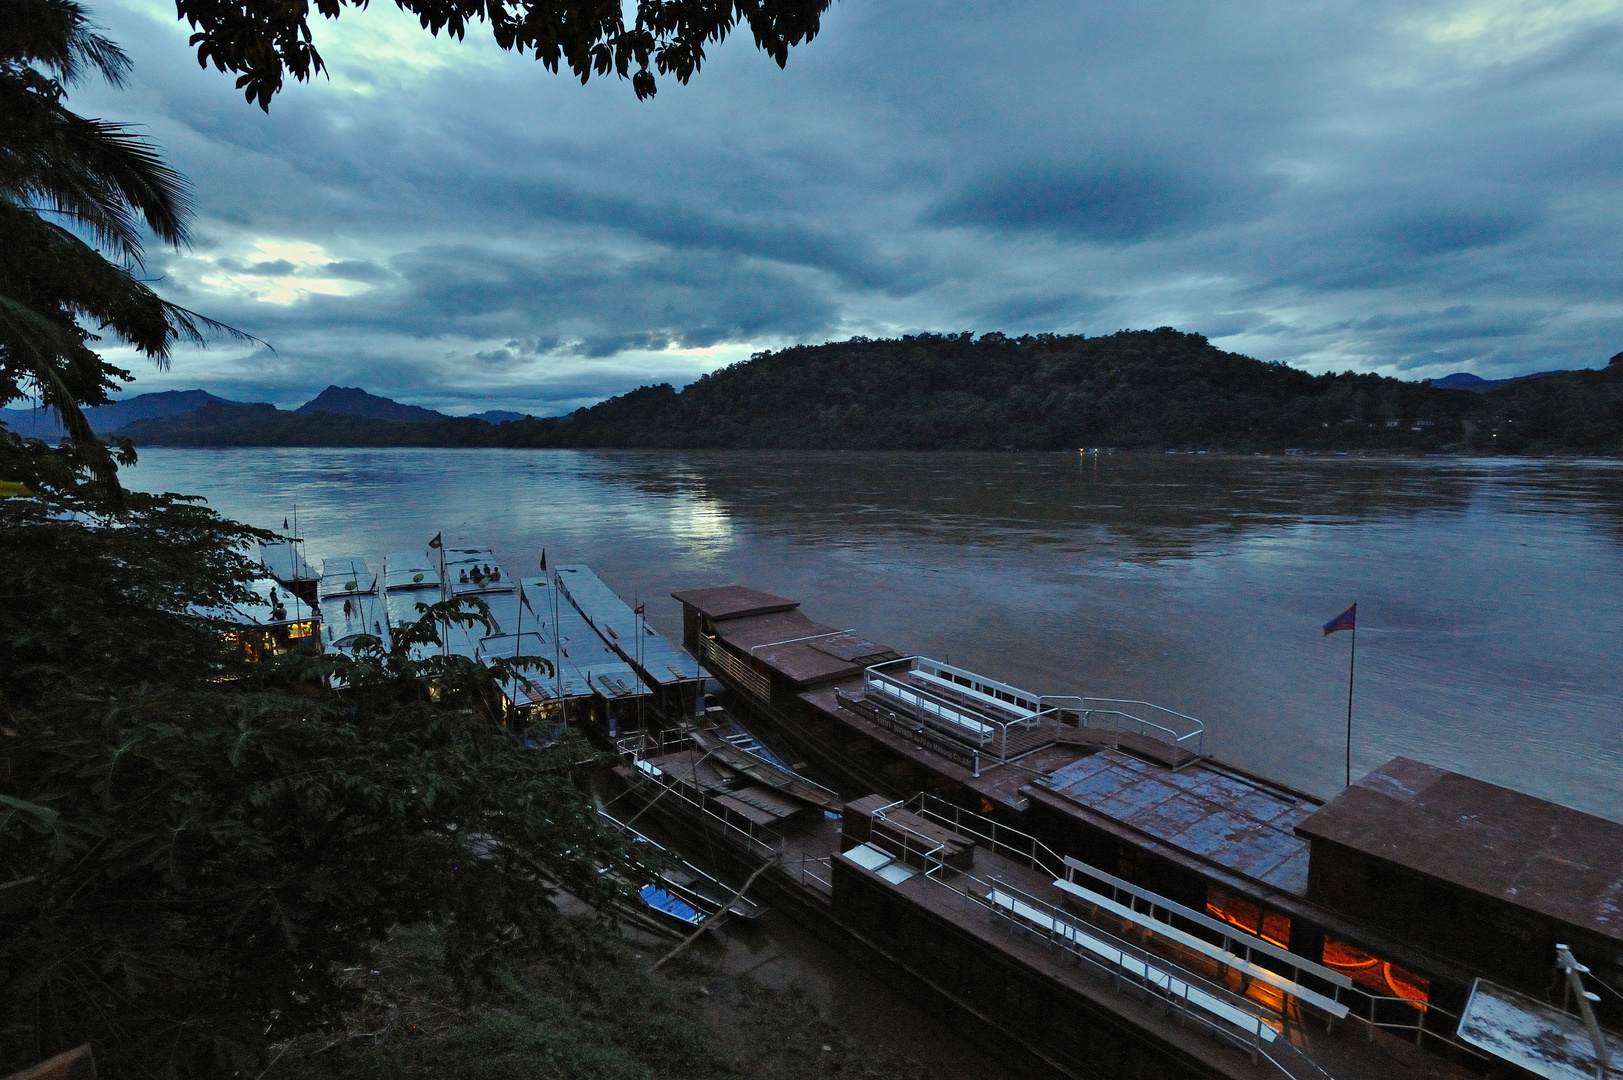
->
0, 81, 191, 258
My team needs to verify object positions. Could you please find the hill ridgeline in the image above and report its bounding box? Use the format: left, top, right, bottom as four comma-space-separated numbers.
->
52, 330, 1623, 453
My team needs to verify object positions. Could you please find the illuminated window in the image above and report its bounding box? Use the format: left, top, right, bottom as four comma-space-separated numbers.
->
1322, 936, 1430, 1005
1207, 885, 1291, 948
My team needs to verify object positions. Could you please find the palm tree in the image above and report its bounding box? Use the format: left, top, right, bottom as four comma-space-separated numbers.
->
0, 0, 246, 494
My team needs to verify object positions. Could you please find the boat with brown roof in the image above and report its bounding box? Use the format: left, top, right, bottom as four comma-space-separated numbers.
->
663, 583, 1623, 1080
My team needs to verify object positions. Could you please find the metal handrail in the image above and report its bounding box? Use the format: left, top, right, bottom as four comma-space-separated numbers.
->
864, 663, 1058, 762
1041, 694, 1205, 763
966, 873, 1276, 1061
618, 746, 784, 860
905, 795, 1496, 1066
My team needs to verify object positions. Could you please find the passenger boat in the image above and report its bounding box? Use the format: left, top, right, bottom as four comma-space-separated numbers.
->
438, 544, 516, 661
381, 548, 441, 660
555, 564, 707, 720
650, 584, 1623, 1080
196, 576, 320, 660
317, 555, 387, 654
257, 538, 319, 604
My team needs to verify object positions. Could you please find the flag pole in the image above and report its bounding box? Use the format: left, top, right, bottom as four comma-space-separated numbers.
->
1345, 622, 1357, 788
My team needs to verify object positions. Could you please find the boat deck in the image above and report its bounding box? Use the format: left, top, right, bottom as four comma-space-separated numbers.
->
842, 837, 1479, 1080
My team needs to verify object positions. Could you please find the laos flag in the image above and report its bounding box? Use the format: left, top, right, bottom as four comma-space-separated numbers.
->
1323, 603, 1357, 636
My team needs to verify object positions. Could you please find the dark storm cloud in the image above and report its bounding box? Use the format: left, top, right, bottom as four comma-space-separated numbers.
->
931, 158, 1274, 244
67, 0, 1623, 410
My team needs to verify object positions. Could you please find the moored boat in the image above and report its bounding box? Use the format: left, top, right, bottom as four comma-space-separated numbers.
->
660, 584, 1623, 1080
318, 555, 387, 655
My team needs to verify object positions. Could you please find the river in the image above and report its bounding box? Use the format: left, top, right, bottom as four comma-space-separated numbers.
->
127, 447, 1623, 821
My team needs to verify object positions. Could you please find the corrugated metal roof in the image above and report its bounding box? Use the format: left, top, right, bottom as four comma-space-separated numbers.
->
319, 555, 374, 598
527, 576, 651, 700
442, 545, 516, 597
383, 550, 439, 591
193, 576, 317, 628
671, 585, 799, 621
259, 540, 318, 584
481, 631, 593, 703
1296, 757, 1623, 942
1036, 750, 1318, 895
556, 565, 699, 687
319, 590, 387, 650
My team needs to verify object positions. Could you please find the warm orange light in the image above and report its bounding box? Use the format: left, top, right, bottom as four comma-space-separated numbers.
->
1322, 936, 1429, 1007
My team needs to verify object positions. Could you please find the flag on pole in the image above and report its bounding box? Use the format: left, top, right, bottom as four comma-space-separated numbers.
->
428, 532, 443, 549
634, 603, 645, 617
519, 580, 537, 617
539, 550, 547, 572
1323, 603, 1357, 636
283, 517, 289, 530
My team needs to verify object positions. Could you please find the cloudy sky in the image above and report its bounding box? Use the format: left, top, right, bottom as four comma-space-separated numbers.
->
68, 0, 1623, 415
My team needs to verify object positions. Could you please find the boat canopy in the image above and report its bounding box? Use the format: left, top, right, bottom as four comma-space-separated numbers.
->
319, 555, 375, 598
319, 589, 388, 651
442, 544, 515, 595
383, 550, 440, 590
194, 576, 316, 627
259, 539, 318, 585
556, 564, 699, 687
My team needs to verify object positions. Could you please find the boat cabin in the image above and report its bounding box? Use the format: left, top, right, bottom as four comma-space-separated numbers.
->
1296, 757, 1623, 1020
198, 576, 320, 660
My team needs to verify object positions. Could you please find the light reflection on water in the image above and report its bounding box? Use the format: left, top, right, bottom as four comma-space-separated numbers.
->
128, 448, 1623, 821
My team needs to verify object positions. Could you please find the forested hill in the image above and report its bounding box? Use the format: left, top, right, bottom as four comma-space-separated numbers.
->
115, 330, 1623, 452
491, 330, 1623, 452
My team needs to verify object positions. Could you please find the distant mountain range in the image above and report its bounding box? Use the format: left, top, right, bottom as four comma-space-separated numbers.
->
1, 385, 532, 440
295, 385, 449, 424
0, 389, 244, 439
1429, 371, 1563, 393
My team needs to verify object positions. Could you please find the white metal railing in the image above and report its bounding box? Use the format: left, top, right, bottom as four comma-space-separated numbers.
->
1043, 694, 1206, 765
616, 729, 803, 863
905, 793, 1495, 1065
863, 659, 1052, 762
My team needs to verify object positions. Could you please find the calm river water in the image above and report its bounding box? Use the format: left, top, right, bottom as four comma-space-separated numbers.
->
128, 447, 1623, 820
125, 448, 1623, 1078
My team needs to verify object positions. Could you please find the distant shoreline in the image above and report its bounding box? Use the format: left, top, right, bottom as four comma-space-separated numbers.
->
13, 330, 1623, 455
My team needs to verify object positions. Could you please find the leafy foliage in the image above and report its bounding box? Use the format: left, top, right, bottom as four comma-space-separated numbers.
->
0, 490, 627, 1080
0, 0, 247, 498
177, 0, 834, 110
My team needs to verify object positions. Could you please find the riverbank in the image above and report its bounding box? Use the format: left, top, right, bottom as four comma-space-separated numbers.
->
270, 923, 941, 1080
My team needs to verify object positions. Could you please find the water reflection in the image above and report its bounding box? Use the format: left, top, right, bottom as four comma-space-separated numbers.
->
587, 451, 1496, 560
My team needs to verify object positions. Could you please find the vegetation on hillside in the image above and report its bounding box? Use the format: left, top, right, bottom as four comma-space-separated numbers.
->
0, 480, 631, 1079
115, 331, 1623, 453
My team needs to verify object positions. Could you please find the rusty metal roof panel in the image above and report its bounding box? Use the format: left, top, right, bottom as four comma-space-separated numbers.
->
670, 585, 799, 621
706, 610, 901, 686
710, 609, 835, 650
1035, 749, 1319, 895
807, 633, 895, 664
1295, 757, 1623, 942
1259, 846, 1312, 895
756, 642, 865, 685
